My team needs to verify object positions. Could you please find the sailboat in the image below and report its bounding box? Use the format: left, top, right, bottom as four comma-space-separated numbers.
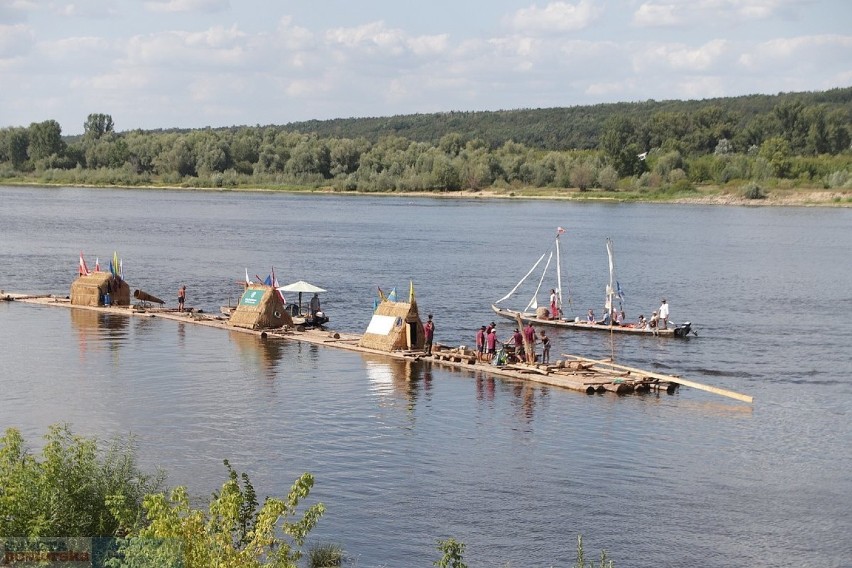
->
491, 230, 694, 338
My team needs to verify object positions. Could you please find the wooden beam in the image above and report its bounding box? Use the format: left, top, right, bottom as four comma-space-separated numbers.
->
562, 354, 753, 404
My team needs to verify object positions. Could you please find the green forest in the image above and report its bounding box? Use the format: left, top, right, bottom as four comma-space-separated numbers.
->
1, 87, 850, 198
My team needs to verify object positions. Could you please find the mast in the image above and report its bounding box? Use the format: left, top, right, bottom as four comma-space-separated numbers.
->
605, 238, 615, 315
556, 232, 563, 317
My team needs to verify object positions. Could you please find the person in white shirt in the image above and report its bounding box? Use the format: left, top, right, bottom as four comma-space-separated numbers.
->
659, 299, 669, 329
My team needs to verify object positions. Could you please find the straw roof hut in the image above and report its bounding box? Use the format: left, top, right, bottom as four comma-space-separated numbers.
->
359, 299, 424, 352
70, 272, 130, 307
228, 285, 293, 330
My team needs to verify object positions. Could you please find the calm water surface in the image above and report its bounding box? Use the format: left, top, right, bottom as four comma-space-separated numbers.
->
1, 186, 850, 567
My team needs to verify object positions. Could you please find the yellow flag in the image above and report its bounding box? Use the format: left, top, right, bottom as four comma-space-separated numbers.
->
409, 280, 415, 304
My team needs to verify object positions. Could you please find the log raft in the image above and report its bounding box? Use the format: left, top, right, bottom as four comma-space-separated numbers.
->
3, 293, 752, 404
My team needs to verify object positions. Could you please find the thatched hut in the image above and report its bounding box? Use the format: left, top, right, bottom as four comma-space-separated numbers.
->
70, 272, 130, 307
228, 285, 293, 330
359, 299, 424, 352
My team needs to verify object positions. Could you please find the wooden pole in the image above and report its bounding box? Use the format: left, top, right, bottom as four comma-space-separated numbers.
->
562, 354, 753, 404
514, 313, 534, 364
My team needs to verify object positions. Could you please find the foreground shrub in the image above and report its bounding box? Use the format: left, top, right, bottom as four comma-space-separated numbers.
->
0, 425, 165, 538
114, 461, 325, 568
435, 538, 467, 568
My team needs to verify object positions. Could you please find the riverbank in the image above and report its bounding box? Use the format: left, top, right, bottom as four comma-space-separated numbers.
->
2, 179, 851, 207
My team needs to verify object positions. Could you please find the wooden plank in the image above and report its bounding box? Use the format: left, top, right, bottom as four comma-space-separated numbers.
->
562, 354, 753, 404
505, 363, 550, 376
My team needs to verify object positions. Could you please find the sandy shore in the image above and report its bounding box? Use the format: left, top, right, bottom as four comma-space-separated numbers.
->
3, 181, 850, 207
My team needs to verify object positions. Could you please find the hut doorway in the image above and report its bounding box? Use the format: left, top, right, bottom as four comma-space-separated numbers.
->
406, 320, 419, 349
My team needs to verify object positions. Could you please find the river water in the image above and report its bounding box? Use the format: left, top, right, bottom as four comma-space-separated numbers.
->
0, 186, 850, 567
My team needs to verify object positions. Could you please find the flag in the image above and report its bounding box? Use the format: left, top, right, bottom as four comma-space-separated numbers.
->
263, 274, 272, 286
245, 268, 252, 285
112, 251, 119, 277
387, 287, 397, 302
119, 259, 123, 278
271, 266, 286, 304
79, 251, 89, 276
616, 281, 625, 301
94, 257, 100, 272
556, 226, 566, 235
374, 287, 385, 312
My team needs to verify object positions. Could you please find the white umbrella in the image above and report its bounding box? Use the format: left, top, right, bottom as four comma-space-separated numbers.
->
277, 281, 326, 311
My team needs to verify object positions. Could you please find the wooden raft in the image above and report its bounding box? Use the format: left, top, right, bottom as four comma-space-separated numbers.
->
6, 294, 752, 404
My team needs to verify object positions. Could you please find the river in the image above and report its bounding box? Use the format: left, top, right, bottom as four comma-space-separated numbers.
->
0, 186, 850, 567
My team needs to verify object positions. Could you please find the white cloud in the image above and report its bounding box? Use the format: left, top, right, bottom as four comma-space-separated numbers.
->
144, 0, 229, 14
123, 25, 247, 68
0, 23, 34, 58
633, 0, 801, 28
673, 75, 727, 99
506, 1, 601, 33
325, 21, 407, 55
407, 34, 449, 56
55, 1, 119, 19
739, 34, 852, 71
586, 79, 636, 97
632, 3, 682, 27
634, 39, 731, 72
326, 21, 449, 59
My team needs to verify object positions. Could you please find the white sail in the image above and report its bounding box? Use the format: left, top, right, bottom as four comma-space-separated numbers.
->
525, 251, 553, 312
496, 228, 571, 317
605, 238, 616, 312
495, 250, 548, 305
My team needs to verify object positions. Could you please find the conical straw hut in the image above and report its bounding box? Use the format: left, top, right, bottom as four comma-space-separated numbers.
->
359, 298, 424, 352
228, 285, 293, 330
70, 272, 130, 306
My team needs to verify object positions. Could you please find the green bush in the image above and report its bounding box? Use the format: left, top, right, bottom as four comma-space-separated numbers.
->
0, 425, 166, 538
742, 182, 766, 200
114, 462, 325, 568
308, 542, 344, 567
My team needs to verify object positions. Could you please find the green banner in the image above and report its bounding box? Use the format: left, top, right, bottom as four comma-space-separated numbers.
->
239, 289, 264, 306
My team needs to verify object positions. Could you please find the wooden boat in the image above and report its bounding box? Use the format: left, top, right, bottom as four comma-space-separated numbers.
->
491, 305, 693, 337
493, 231, 695, 338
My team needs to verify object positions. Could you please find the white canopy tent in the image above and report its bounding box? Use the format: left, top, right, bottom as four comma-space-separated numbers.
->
277, 280, 327, 312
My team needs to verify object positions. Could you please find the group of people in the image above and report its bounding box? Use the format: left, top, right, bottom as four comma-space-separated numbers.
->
635, 299, 669, 330
474, 322, 501, 363
476, 321, 551, 365
587, 298, 669, 331
424, 316, 552, 365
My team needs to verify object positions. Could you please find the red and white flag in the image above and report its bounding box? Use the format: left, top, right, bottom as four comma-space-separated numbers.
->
79, 251, 90, 276
556, 226, 566, 235
272, 266, 286, 304
94, 257, 100, 272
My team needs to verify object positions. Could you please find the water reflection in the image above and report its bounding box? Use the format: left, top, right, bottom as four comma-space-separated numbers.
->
229, 331, 286, 380
70, 308, 129, 361
363, 354, 433, 415
473, 369, 552, 425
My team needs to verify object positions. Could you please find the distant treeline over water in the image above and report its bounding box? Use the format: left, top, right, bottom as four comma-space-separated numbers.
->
1, 87, 850, 194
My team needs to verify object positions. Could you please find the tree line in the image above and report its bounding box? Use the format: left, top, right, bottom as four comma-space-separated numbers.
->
0, 87, 849, 194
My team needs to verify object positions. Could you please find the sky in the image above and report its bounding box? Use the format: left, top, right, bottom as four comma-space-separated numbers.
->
1, 0, 850, 135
